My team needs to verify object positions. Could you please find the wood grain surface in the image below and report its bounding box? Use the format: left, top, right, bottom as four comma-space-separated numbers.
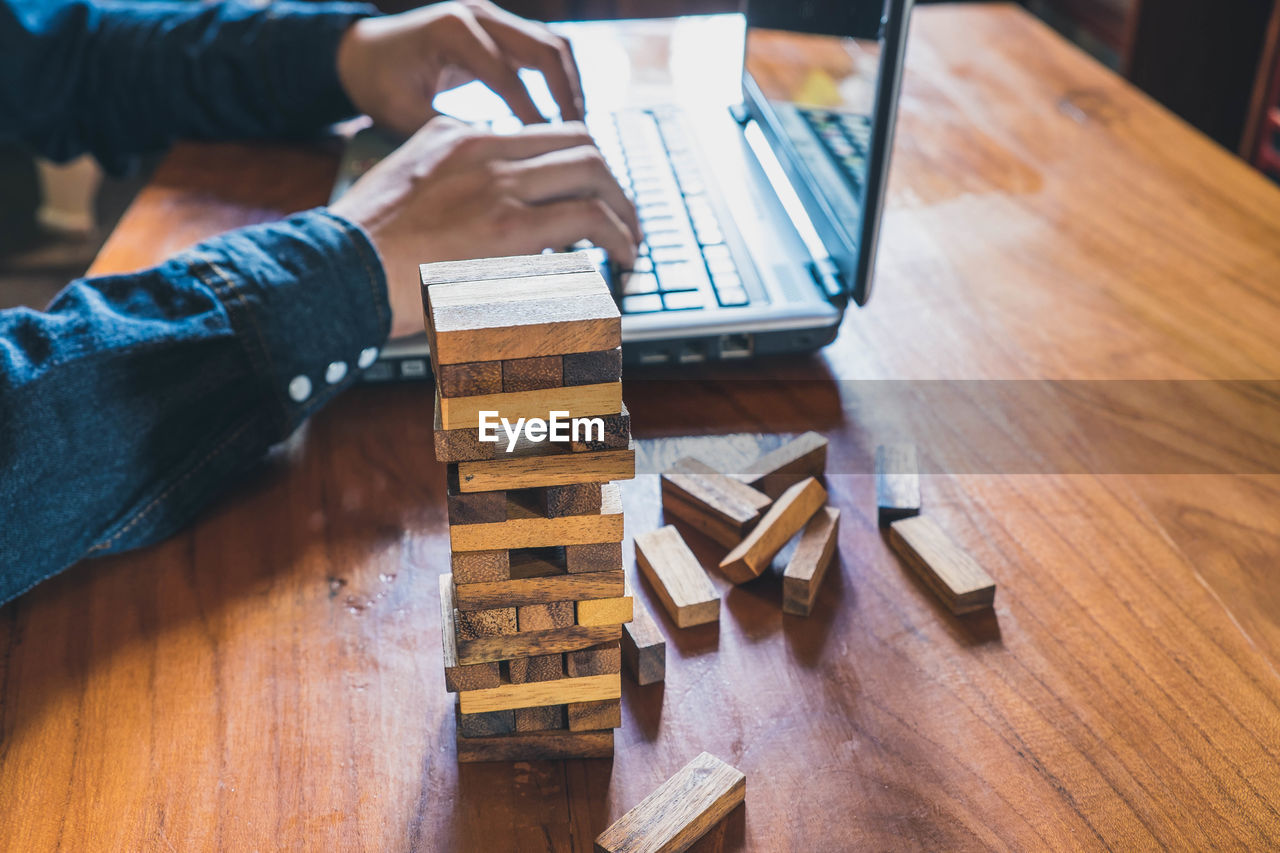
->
4, 7, 1280, 851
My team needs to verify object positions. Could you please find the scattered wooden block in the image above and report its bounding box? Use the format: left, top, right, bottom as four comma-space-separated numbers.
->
437, 381, 621, 430
457, 708, 516, 738
518, 601, 575, 632
563, 347, 622, 386
451, 549, 510, 584
438, 360, 502, 398
447, 488, 507, 526
576, 595, 634, 627
568, 699, 621, 732
420, 251, 594, 288
457, 624, 621, 666
456, 725, 613, 763
660, 491, 742, 549
453, 445, 636, 493
887, 515, 996, 614
509, 653, 564, 684
876, 443, 921, 526
621, 599, 665, 686
455, 605, 518, 640
566, 643, 622, 677
782, 507, 840, 617
426, 269, 620, 365
540, 482, 604, 517
439, 574, 502, 692
566, 541, 623, 574
450, 483, 623, 552
634, 526, 720, 628
503, 354, 563, 392
734, 431, 828, 499
593, 752, 746, 853
718, 477, 827, 584
661, 457, 771, 547
515, 704, 567, 733
453, 570, 625, 611
458, 672, 620, 714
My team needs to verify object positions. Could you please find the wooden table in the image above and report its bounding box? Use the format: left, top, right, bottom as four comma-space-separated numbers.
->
5, 5, 1280, 849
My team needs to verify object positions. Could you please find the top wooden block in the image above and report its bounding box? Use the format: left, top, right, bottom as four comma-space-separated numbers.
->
422, 255, 620, 365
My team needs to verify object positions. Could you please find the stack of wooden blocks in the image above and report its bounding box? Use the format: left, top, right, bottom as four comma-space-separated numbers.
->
421, 253, 636, 763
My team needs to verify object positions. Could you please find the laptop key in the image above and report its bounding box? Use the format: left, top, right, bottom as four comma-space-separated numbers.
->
716, 286, 749, 307
620, 271, 658, 295
651, 246, 699, 265
662, 289, 710, 311
622, 293, 663, 313
656, 261, 710, 292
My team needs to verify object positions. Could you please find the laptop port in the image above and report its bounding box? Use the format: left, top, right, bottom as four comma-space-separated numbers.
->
638, 350, 670, 365
719, 334, 753, 359
678, 345, 706, 364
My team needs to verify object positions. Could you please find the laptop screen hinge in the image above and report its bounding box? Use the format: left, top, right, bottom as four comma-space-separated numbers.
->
810, 258, 848, 306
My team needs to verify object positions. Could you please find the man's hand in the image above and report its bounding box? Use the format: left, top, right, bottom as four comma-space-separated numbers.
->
336, 0, 583, 138
331, 117, 641, 339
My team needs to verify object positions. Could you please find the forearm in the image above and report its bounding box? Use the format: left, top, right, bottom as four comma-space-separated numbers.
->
0, 209, 389, 605
1, 0, 374, 170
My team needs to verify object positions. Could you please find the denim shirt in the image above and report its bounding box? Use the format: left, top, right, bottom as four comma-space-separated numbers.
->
0, 0, 392, 605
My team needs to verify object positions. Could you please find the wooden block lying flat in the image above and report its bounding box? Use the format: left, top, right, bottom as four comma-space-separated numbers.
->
782, 507, 841, 617
576, 595, 634, 627
458, 672, 620, 714
457, 708, 516, 738
563, 347, 622, 386
455, 605, 518, 639
515, 704, 567, 733
451, 549, 510, 584
734, 431, 828, 499
568, 698, 621, 732
621, 599, 665, 686
433, 399, 632, 463
660, 492, 742, 549
438, 360, 502, 398
456, 726, 613, 763
540, 482, 604, 517
449, 484, 623, 552
518, 601, 575, 632
503, 354, 562, 392
876, 443, 922, 526
634, 526, 720, 628
594, 752, 746, 853
887, 515, 997, 614
457, 624, 621, 666
509, 653, 564, 684
447, 488, 507, 525
567, 541, 623, 574
420, 251, 594, 288
454, 445, 636, 493
439, 575, 503, 692
427, 270, 620, 365
437, 381, 622, 430
453, 570, 625, 611
662, 457, 772, 538
718, 477, 827, 584
566, 642, 622, 677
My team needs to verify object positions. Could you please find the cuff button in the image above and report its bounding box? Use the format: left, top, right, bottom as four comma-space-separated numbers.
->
288, 374, 312, 403
325, 361, 348, 384
357, 346, 379, 369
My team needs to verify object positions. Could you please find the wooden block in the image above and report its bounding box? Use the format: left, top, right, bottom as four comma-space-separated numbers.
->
503, 354, 563, 392
662, 457, 772, 537
515, 704, 567, 733
541, 482, 604, 517
439, 574, 502, 693
426, 270, 620, 365
518, 601, 575, 632
887, 515, 997, 614
734, 431, 828, 499
566, 541, 623, 574
451, 549, 510, 584
458, 672, 620, 714
455, 605, 518, 640
454, 445, 635, 493
456, 726, 613, 763
457, 708, 516, 738
568, 698, 621, 732
593, 752, 746, 853
634, 526, 720, 628
447, 488, 507, 525
438, 360, 502, 398
420, 251, 594, 288
566, 642, 622, 677
453, 570, 625, 611
457, 624, 621, 666
437, 381, 622, 430
661, 491, 746, 549
449, 483, 623, 552
509, 653, 564, 684
433, 397, 631, 463
782, 507, 841, 617
876, 443, 921, 526
718, 477, 827, 584
434, 387, 498, 463
621, 598, 666, 686
570, 407, 632, 452
563, 347, 622, 386
576, 594, 633, 627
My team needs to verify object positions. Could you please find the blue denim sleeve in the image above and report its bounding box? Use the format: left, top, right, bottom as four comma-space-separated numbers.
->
0, 209, 390, 605
0, 0, 375, 171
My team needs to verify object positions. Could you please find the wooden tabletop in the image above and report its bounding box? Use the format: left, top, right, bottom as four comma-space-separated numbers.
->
5, 5, 1280, 849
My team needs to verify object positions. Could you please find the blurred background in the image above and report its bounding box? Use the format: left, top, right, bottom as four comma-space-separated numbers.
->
3, 0, 1278, 313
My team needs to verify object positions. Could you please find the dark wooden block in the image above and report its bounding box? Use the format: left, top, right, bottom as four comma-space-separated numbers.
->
567, 698, 621, 732
455, 725, 613, 762
563, 347, 622, 386
453, 571, 624, 611
569, 407, 631, 452
518, 601, 575, 632
876, 443, 922, 526
566, 642, 622, 677
438, 360, 502, 398
440, 575, 504, 693
515, 703, 567, 733
503, 354, 563, 392
456, 606, 517, 640
447, 488, 507, 525
457, 708, 515, 738
565, 542, 623, 574
451, 549, 510, 584
621, 599, 665, 686
508, 653, 564, 684
543, 482, 604, 517
456, 624, 622, 666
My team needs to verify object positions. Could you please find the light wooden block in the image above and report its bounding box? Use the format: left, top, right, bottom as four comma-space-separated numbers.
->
876, 443, 921, 526
718, 477, 827, 584
593, 752, 746, 853
453, 570, 625, 611
733, 431, 828, 499
662, 457, 772, 538
576, 595, 634, 627
458, 673, 621, 714
449, 483, 623, 552
660, 492, 742, 549
509, 653, 564, 684
634, 526, 720, 628
437, 381, 621, 430
456, 624, 621, 666
453, 445, 636, 493
782, 507, 841, 616
420, 251, 594, 288
503, 354, 563, 392
568, 698, 621, 732
621, 599, 665, 686
887, 515, 997, 614
456, 726, 613, 763
439, 574, 502, 692
518, 601, 575, 632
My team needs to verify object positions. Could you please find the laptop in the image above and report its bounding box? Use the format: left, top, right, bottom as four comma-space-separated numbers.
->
333, 0, 914, 381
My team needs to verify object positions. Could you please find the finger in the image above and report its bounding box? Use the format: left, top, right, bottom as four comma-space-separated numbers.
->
515, 198, 637, 268
469, 4, 585, 121
471, 121, 596, 162
504, 145, 641, 242
442, 6, 545, 124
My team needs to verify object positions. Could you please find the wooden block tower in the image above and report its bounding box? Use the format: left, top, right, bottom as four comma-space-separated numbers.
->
421, 252, 635, 762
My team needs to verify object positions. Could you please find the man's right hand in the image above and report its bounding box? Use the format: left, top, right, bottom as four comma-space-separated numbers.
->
330, 116, 641, 339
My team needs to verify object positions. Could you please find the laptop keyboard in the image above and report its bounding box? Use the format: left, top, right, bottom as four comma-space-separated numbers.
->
589, 108, 749, 314
798, 108, 871, 193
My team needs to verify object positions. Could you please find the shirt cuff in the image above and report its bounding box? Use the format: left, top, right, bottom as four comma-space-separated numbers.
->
172, 208, 390, 437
